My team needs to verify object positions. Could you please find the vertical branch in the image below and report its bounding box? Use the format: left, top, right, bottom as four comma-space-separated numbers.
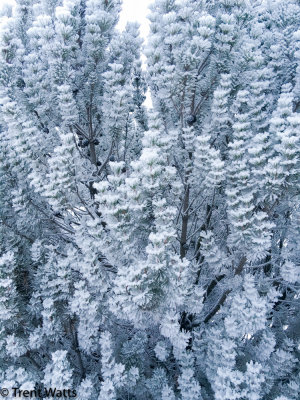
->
87, 104, 97, 166
69, 319, 86, 381
194, 204, 213, 285
180, 184, 190, 259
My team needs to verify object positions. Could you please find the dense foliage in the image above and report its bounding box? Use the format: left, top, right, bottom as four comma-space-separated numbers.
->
0, 0, 299, 399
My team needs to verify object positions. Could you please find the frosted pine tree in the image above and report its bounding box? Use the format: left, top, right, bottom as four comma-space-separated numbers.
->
0, 0, 300, 399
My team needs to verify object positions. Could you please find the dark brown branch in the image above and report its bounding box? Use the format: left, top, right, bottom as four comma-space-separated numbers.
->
97, 139, 114, 176
203, 289, 231, 324
0, 217, 34, 244
69, 319, 86, 380
180, 185, 190, 259
203, 256, 247, 323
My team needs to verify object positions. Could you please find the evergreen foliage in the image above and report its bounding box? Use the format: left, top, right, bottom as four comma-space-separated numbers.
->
0, 0, 299, 398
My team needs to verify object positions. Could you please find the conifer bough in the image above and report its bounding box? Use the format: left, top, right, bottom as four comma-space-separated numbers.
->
0, 0, 299, 399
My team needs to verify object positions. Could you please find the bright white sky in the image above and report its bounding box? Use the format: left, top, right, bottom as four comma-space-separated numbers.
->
118, 0, 153, 42
118, 0, 153, 107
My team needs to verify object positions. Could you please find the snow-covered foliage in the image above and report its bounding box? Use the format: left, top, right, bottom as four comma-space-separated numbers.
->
0, 0, 299, 399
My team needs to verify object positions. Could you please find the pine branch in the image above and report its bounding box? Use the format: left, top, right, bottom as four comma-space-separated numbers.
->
0, 217, 34, 244
203, 256, 247, 324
